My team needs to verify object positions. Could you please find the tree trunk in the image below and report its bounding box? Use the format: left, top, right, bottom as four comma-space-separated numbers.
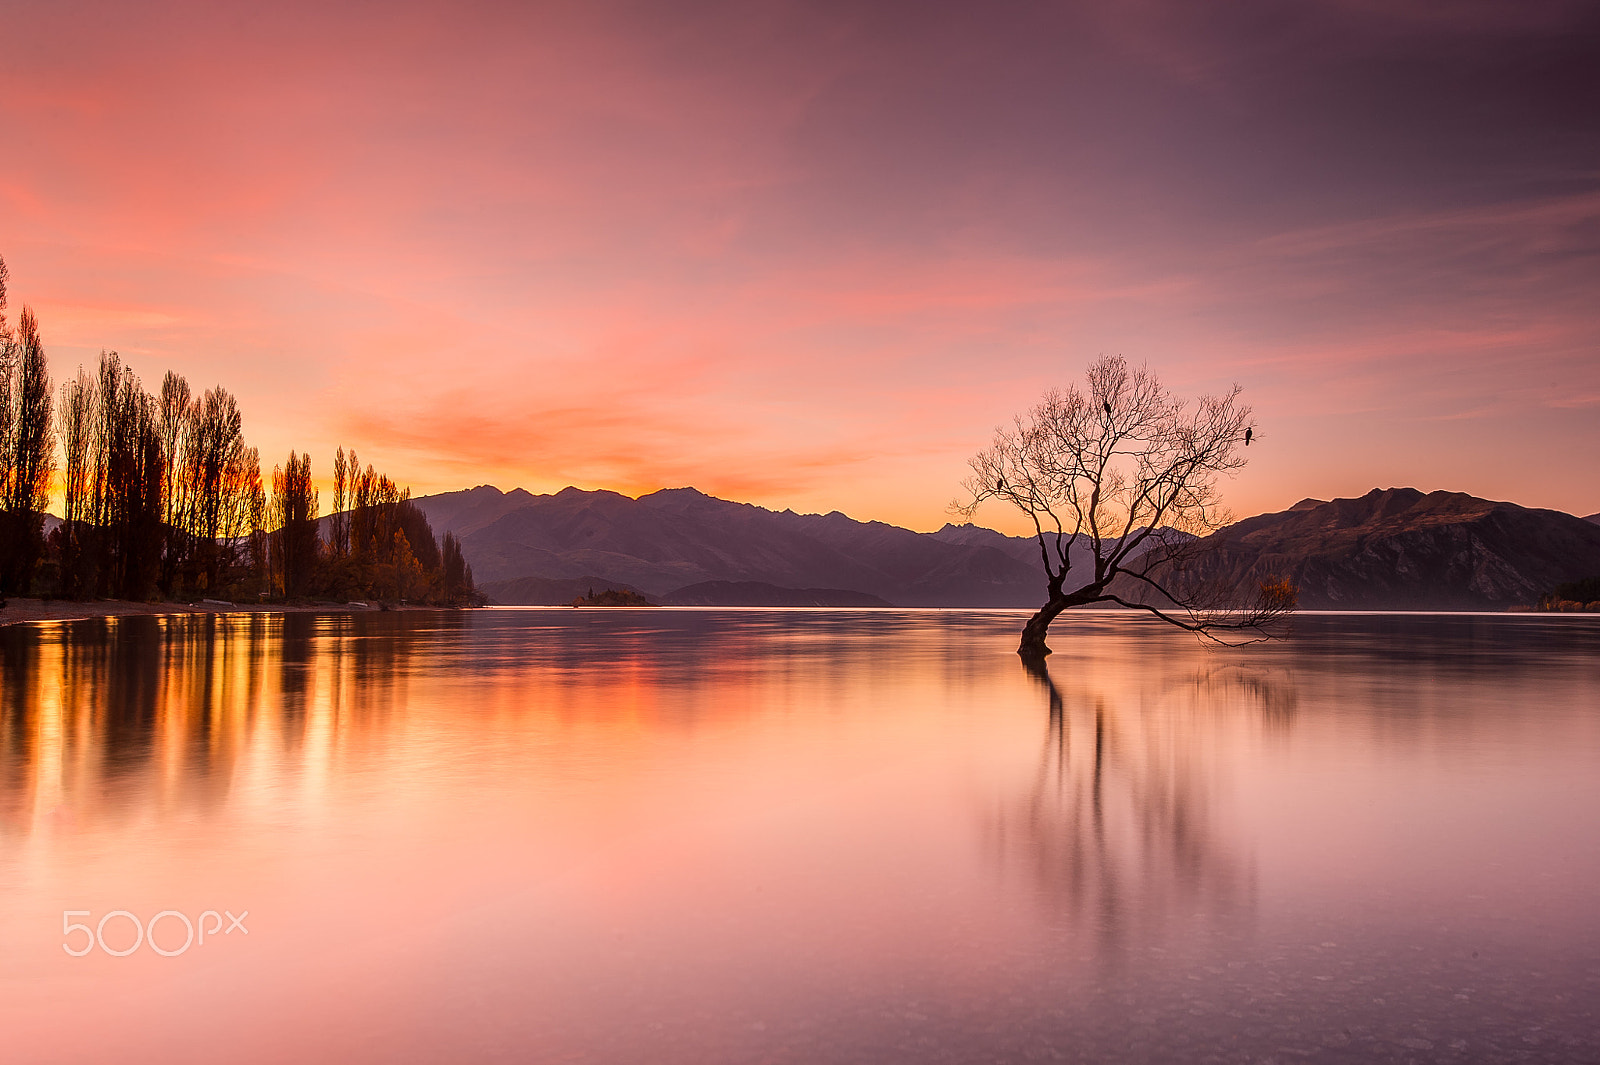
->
1018, 596, 1071, 659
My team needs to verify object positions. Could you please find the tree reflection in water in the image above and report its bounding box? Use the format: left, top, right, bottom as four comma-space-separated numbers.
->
988, 654, 1298, 953
0, 612, 458, 839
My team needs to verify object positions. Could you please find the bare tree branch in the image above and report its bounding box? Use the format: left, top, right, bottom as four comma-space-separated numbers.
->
953, 355, 1293, 657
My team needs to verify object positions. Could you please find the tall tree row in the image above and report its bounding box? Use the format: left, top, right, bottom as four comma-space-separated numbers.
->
316, 445, 475, 604
0, 253, 479, 607
49, 351, 265, 600
0, 263, 56, 596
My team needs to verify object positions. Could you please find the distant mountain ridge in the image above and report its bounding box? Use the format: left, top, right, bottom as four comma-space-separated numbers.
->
416, 486, 1046, 607
417, 485, 1600, 610
1116, 488, 1600, 610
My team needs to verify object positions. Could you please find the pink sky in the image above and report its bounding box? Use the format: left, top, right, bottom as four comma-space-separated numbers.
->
2, 0, 1596, 533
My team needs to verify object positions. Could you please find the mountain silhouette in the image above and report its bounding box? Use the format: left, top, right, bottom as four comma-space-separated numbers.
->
1114, 488, 1600, 610
415, 486, 1043, 606
416, 485, 1600, 610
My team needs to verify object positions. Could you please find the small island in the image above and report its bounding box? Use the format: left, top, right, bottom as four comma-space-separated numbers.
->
569, 587, 655, 607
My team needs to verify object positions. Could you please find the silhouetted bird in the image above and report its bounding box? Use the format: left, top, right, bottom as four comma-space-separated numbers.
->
1103, 401, 1112, 416
1244, 427, 1253, 446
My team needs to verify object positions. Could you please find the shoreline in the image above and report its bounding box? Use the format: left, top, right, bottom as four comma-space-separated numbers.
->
4, 599, 1581, 628
0, 598, 459, 627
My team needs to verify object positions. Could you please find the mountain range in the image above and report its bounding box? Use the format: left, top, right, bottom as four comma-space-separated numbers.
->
1113, 488, 1600, 611
413, 485, 1047, 607
413, 485, 1600, 611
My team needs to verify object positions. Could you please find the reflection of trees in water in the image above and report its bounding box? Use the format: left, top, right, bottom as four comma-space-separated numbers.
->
1, 620, 155, 834
0, 611, 776, 835
0, 626, 42, 833
1184, 664, 1298, 733
988, 657, 1298, 951
0, 609, 969, 834
94, 619, 163, 777
0, 612, 459, 836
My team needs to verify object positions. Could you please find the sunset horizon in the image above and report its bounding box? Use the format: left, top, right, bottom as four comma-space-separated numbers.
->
3, 1, 1595, 534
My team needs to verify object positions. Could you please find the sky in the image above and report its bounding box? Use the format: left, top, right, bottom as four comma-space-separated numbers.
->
1, 0, 1596, 533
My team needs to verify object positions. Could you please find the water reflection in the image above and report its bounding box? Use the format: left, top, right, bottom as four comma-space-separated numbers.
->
0, 612, 468, 839
990, 657, 1296, 949
0, 609, 1597, 1065
3, 610, 980, 837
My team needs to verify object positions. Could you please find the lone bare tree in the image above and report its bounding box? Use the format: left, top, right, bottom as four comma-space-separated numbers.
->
955, 355, 1294, 659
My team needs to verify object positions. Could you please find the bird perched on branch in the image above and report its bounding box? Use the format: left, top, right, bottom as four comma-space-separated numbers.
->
1244, 427, 1253, 446
1103, 401, 1112, 416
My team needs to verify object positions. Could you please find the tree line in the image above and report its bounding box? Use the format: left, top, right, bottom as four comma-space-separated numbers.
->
0, 254, 479, 606
1538, 576, 1600, 613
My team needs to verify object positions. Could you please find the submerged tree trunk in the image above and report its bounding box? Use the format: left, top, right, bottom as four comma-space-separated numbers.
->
1018, 581, 1106, 659
1018, 598, 1068, 659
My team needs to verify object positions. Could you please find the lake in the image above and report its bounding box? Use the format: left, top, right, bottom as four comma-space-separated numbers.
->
2, 608, 1598, 1063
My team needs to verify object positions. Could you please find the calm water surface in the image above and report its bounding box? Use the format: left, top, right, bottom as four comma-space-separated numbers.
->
1, 608, 1597, 1063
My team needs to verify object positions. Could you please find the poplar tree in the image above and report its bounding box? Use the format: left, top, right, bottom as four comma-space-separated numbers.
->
90, 353, 164, 599
56, 368, 96, 597
184, 387, 247, 591
0, 307, 54, 595
331, 445, 350, 558
270, 451, 318, 597
156, 370, 193, 592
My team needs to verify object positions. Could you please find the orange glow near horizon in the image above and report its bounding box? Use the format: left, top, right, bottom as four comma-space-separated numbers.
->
2, 1, 1596, 534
